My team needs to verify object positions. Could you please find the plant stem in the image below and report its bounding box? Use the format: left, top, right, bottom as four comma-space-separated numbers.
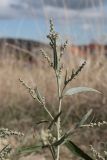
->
56, 98, 62, 160
43, 103, 54, 120
56, 73, 62, 160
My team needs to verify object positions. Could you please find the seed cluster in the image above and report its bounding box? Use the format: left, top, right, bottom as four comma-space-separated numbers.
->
0, 128, 24, 138
90, 145, 105, 160
0, 145, 12, 160
81, 121, 107, 128
40, 49, 53, 67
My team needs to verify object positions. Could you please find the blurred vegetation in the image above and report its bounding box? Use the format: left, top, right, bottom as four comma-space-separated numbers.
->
0, 36, 107, 159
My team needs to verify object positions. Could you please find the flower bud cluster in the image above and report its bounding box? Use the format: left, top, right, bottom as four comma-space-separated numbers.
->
41, 129, 56, 146
40, 49, 53, 67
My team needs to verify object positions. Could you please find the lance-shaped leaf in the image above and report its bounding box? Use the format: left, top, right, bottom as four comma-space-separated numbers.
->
53, 133, 67, 147
48, 111, 62, 129
49, 145, 56, 160
64, 87, 100, 96
66, 109, 93, 136
36, 120, 49, 125
17, 143, 43, 154
65, 140, 93, 160
77, 109, 93, 128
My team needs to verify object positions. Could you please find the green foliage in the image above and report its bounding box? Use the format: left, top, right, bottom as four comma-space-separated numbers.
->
17, 143, 43, 154
65, 140, 93, 160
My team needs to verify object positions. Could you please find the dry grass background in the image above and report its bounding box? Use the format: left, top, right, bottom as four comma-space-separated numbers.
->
0, 46, 107, 159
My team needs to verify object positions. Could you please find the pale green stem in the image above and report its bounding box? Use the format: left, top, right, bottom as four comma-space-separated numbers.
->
56, 73, 62, 160
56, 98, 62, 160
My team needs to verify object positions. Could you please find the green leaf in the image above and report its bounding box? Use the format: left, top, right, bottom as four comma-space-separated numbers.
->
48, 111, 62, 129
54, 133, 67, 147
64, 87, 100, 96
36, 120, 49, 125
66, 109, 93, 136
65, 140, 93, 160
49, 145, 56, 160
77, 109, 93, 127
17, 144, 43, 154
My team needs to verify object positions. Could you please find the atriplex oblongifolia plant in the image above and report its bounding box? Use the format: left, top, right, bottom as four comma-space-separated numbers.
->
19, 19, 101, 160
